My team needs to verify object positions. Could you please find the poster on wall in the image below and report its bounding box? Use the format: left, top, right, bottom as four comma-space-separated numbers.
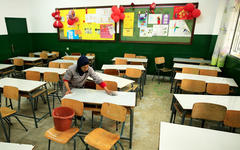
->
168, 20, 191, 37
58, 7, 116, 41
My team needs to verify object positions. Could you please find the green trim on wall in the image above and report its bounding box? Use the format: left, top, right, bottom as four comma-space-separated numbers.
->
31, 33, 216, 74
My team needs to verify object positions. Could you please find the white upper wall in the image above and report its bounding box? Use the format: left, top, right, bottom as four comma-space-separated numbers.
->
0, 0, 225, 35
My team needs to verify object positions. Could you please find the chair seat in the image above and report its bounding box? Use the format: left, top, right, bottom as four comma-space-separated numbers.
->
45, 127, 79, 144
48, 89, 57, 95
0, 107, 16, 118
84, 128, 120, 150
159, 67, 172, 72
21, 89, 46, 98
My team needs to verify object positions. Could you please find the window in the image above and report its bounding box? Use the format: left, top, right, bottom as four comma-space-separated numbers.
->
230, 13, 240, 58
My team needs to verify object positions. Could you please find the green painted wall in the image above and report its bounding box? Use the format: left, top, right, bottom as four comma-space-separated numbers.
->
31, 33, 217, 74
223, 55, 240, 86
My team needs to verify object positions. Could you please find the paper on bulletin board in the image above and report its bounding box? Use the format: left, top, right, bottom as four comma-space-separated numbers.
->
168, 20, 191, 37
100, 24, 114, 39
139, 27, 153, 37
123, 12, 134, 29
123, 29, 133, 37
152, 25, 168, 36
162, 14, 170, 25
67, 30, 79, 39
148, 14, 162, 24
173, 6, 189, 20
138, 14, 148, 28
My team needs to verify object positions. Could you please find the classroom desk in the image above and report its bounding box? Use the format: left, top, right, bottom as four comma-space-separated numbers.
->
174, 73, 238, 87
159, 122, 240, 150
87, 72, 134, 89
62, 88, 136, 149
101, 64, 145, 71
62, 55, 95, 60
173, 57, 211, 64
51, 59, 77, 64
23, 67, 67, 75
173, 63, 221, 72
33, 52, 55, 57
112, 57, 148, 63
9, 56, 42, 66
0, 142, 35, 150
170, 94, 240, 124
0, 64, 15, 77
0, 78, 51, 128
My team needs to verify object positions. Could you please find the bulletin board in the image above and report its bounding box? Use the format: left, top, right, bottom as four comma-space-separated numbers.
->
57, 6, 116, 41
120, 3, 198, 44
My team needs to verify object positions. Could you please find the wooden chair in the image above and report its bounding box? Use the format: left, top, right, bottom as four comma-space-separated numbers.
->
189, 57, 204, 60
26, 71, 41, 81
129, 62, 143, 65
199, 69, 218, 77
115, 58, 127, 65
124, 53, 136, 58
103, 69, 119, 76
182, 67, 199, 74
84, 103, 127, 150
190, 102, 227, 128
86, 53, 95, 56
71, 53, 81, 56
51, 51, 59, 58
13, 58, 24, 78
29, 53, 34, 57
206, 83, 229, 95
124, 68, 142, 100
224, 110, 240, 132
1, 86, 28, 142
44, 72, 61, 109
152, 57, 172, 84
60, 63, 74, 69
136, 56, 146, 59
42, 50, 49, 53
63, 56, 76, 60
40, 52, 49, 66
48, 62, 60, 68
86, 53, 95, 68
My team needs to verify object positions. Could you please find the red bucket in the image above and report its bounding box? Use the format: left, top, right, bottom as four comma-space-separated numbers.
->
52, 107, 75, 131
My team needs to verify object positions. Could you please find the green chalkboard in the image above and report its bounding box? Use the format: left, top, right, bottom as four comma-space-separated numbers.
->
120, 3, 198, 44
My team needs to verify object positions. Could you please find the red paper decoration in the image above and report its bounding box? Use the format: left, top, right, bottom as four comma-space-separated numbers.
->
51, 9, 63, 28
111, 6, 125, 22
184, 3, 195, 12
192, 9, 201, 18
150, 2, 156, 14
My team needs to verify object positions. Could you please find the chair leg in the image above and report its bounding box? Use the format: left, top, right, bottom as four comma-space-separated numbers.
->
118, 141, 124, 150
9, 99, 13, 109
114, 144, 118, 150
85, 144, 89, 150
189, 118, 193, 126
74, 137, 76, 150
116, 121, 119, 131
48, 139, 51, 150
14, 116, 28, 131
0, 118, 9, 142
201, 120, 205, 128
91, 112, 94, 128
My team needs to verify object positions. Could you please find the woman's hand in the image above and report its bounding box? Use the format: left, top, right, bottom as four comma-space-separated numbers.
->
104, 87, 112, 95
65, 90, 72, 95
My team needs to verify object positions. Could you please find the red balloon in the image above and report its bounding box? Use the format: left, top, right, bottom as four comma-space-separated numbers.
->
74, 17, 79, 22
54, 15, 61, 20
113, 15, 120, 22
187, 12, 193, 20
111, 13, 115, 19
150, 2, 156, 10
67, 19, 75, 25
184, 3, 195, 12
53, 20, 63, 28
52, 12, 56, 17
112, 6, 118, 12
192, 9, 201, 18
119, 6, 125, 13
120, 13, 125, 20
55, 9, 60, 15
114, 8, 120, 16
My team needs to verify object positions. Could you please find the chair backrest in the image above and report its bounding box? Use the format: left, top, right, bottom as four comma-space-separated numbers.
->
130, 62, 143, 65
182, 67, 199, 75
136, 56, 146, 59
101, 103, 127, 122
14, 58, 24, 66
86, 53, 95, 56
51, 51, 59, 57
189, 57, 204, 60
181, 79, 206, 93
63, 56, 75, 60
206, 83, 229, 95
40, 52, 48, 59
29, 53, 34, 57
42, 50, 49, 53
96, 81, 118, 91
60, 63, 73, 69
26, 71, 41, 81
224, 110, 240, 128
115, 58, 127, 65
103, 69, 119, 76
49, 62, 60, 68
155, 57, 165, 64
125, 68, 142, 79
71, 53, 81, 56
62, 98, 84, 117
3, 86, 19, 101
44, 72, 59, 83
199, 69, 218, 77
192, 102, 227, 122
124, 53, 136, 58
